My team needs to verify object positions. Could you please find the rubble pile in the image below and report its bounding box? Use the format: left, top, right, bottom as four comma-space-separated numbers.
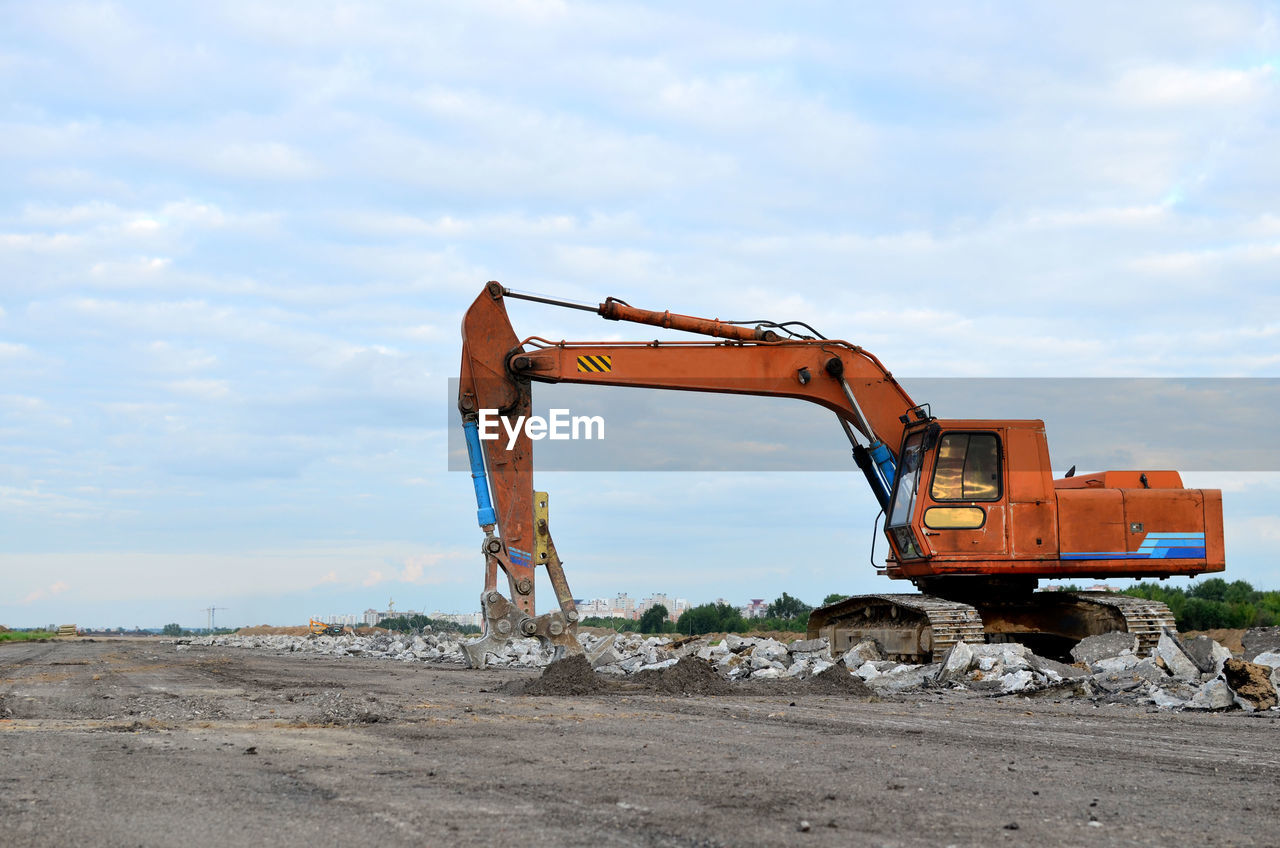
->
189, 626, 1280, 711
191, 631, 480, 664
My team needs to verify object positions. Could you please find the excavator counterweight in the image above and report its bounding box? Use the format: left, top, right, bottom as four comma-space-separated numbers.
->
457, 283, 1224, 664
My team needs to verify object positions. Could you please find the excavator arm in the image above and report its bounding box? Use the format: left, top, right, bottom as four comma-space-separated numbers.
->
457, 281, 922, 665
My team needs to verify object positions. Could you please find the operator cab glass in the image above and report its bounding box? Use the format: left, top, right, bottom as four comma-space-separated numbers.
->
886, 432, 925, 558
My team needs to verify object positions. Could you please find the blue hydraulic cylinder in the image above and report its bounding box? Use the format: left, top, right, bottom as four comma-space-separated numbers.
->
868, 439, 897, 495
462, 418, 498, 527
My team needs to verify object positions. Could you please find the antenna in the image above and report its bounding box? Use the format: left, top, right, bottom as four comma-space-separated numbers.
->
203, 605, 229, 634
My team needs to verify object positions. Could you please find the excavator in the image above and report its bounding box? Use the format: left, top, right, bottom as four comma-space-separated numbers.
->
309, 619, 348, 637
456, 281, 1225, 667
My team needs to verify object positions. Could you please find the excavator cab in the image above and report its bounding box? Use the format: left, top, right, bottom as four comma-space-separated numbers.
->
884, 419, 1031, 581
880, 416, 1223, 591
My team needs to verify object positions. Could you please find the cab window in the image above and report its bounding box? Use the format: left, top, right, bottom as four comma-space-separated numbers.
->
930, 433, 1000, 501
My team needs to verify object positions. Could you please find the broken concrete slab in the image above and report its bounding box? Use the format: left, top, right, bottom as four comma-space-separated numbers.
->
1129, 658, 1171, 687
586, 633, 622, 668
1091, 671, 1146, 694
1221, 658, 1278, 711
971, 642, 1029, 659
1026, 654, 1086, 680
1070, 632, 1138, 665
999, 670, 1035, 692
750, 640, 790, 664
938, 640, 974, 682
787, 638, 826, 655
866, 664, 936, 693
1187, 678, 1236, 711
1182, 635, 1232, 675
1148, 686, 1188, 709
842, 638, 883, 667
1156, 631, 1201, 680
1242, 627, 1280, 662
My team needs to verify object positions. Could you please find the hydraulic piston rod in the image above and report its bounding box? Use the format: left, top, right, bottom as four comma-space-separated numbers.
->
462, 416, 498, 528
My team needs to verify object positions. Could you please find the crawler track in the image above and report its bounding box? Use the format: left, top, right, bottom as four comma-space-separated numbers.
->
1067, 591, 1176, 653
809, 591, 1176, 662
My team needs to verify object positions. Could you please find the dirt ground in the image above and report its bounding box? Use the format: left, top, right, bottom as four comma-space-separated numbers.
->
2, 639, 1277, 848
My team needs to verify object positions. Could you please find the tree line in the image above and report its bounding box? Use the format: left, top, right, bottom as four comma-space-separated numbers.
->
581, 592, 850, 636
1120, 578, 1280, 631
376, 614, 482, 635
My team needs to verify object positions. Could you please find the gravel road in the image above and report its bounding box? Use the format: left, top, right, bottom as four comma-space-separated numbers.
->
2, 638, 1277, 847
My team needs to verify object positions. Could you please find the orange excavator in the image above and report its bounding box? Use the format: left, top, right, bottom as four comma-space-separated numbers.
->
457, 281, 1225, 666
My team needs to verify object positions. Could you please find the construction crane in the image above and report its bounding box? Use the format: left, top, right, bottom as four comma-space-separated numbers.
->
456, 282, 1224, 666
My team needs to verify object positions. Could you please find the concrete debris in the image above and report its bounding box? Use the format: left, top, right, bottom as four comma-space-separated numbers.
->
787, 638, 826, 655
186, 625, 1277, 713
1181, 635, 1232, 675
1070, 632, 1138, 665
853, 660, 898, 681
1241, 627, 1280, 662
751, 639, 790, 664
1187, 679, 1236, 711
842, 638, 883, 666
1156, 631, 1202, 681
1092, 654, 1140, 674
1221, 659, 1278, 711
1000, 670, 1036, 692
1026, 654, 1085, 681
1147, 687, 1188, 709
866, 664, 936, 693
1129, 658, 1171, 687
938, 640, 974, 682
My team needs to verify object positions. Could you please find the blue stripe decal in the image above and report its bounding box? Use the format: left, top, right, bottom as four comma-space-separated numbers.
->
1063, 531, 1205, 560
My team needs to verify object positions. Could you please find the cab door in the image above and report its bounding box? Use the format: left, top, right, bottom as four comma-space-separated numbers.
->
918, 430, 1008, 558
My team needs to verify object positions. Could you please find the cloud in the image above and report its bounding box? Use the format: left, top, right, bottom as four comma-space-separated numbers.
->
3, 2, 1279, 626
165, 378, 232, 401
208, 142, 319, 180
1111, 64, 1274, 108
21, 579, 69, 605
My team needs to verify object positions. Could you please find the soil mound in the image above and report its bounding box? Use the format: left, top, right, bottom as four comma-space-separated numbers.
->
1222, 658, 1278, 710
522, 654, 608, 696
236, 625, 312, 636
806, 663, 874, 696
631, 657, 731, 696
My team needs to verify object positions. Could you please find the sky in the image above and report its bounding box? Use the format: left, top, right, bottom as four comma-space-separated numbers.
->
2, 2, 1278, 629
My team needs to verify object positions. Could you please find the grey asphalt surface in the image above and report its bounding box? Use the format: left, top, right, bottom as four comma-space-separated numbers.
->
1, 638, 1277, 847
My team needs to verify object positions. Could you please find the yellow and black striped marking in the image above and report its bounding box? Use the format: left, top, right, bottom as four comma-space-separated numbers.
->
576, 354, 612, 373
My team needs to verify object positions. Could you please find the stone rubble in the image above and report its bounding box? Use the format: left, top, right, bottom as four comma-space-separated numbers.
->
185, 625, 1280, 712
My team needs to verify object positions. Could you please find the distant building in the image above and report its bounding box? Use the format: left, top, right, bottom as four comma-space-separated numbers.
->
742, 599, 768, 619
431, 611, 483, 628
363, 608, 381, 626
613, 593, 636, 618
579, 598, 612, 617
